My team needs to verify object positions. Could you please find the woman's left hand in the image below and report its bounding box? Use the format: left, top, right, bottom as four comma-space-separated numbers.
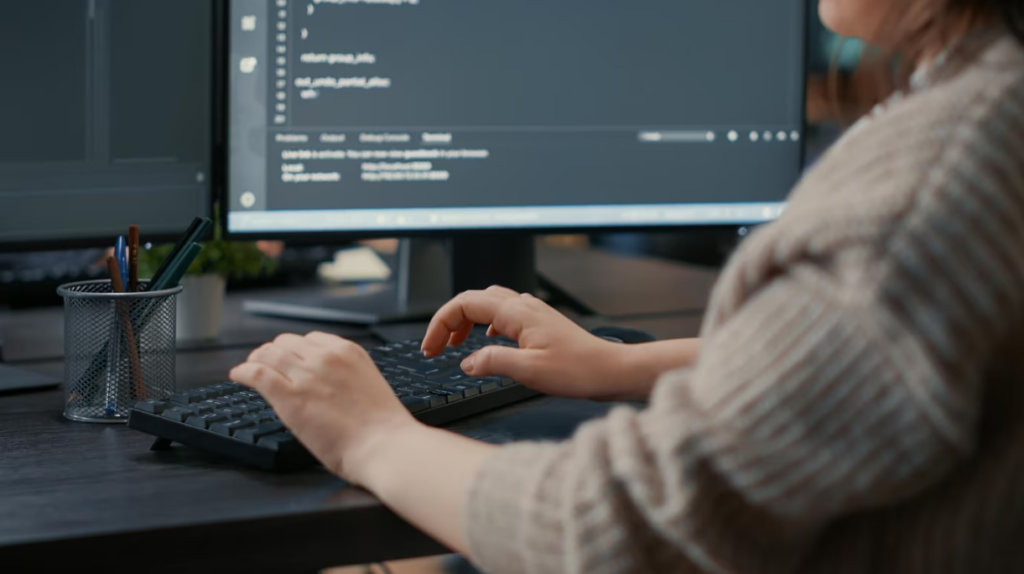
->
229, 331, 420, 483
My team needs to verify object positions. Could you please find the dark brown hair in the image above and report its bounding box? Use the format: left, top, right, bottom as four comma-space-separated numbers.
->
828, 0, 1024, 123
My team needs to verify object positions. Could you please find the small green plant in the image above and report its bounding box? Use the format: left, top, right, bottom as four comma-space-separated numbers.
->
138, 205, 276, 279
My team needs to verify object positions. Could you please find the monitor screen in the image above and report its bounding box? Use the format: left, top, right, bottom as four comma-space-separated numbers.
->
0, 0, 213, 249
226, 0, 805, 236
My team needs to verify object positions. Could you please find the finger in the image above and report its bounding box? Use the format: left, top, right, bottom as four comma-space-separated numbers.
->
448, 321, 475, 348
422, 290, 520, 355
230, 362, 293, 399
303, 331, 372, 369
304, 331, 346, 349
486, 324, 499, 337
460, 345, 540, 383
269, 333, 315, 360
248, 342, 306, 379
304, 331, 365, 357
486, 285, 520, 296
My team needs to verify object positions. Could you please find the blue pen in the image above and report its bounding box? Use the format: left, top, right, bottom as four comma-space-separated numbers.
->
114, 236, 128, 288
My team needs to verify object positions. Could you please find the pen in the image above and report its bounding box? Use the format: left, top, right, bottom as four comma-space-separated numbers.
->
128, 225, 139, 293
103, 258, 122, 415
150, 243, 203, 292
148, 217, 211, 291
108, 256, 146, 403
115, 236, 128, 289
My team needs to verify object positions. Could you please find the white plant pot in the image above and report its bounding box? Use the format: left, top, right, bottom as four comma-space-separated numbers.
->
176, 274, 227, 341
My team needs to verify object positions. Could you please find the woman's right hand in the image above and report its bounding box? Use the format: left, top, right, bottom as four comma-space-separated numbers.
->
421, 286, 641, 401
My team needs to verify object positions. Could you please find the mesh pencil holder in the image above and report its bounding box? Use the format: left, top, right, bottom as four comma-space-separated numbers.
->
58, 280, 183, 423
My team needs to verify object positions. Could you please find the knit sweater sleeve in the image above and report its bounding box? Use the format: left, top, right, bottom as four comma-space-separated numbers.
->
463, 41, 1024, 574
464, 262, 975, 574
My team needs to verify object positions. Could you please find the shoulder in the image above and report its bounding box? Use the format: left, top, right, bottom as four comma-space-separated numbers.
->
705, 36, 1024, 324
762, 35, 1024, 262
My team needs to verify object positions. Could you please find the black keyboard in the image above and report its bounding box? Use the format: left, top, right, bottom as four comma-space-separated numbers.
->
127, 334, 538, 471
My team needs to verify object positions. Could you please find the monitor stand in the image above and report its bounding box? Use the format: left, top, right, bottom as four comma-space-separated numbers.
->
243, 233, 568, 325
0, 328, 61, 393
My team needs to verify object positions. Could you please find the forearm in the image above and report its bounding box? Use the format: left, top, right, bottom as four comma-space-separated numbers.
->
351, 422, 497, 556
600, 338, 701, 401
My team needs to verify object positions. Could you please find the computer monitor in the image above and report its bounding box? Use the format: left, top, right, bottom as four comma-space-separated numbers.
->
223, 0, 806, 320
0, 1, 216, 389
0, 0, 214, 252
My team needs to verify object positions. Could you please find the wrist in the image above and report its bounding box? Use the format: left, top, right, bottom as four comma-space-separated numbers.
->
342, 415, 424, 488
588, 342, 649, 401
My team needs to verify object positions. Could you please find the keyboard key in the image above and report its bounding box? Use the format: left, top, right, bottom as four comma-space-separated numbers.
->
432, 389, 461, 403
186, 413, 228, 429
215, 407, 246, 419
235, 421, 286, 444
245, 412, 276, 424
257, 432, 299, 451
161, 407, 195, 422
206, 383, 233, 396
421, 394, 447, 408
134, 400, 168, 414
169, 391, 203, 405
211, 419, 257, 436
439, 385, 463, 398
439, 372, 471, 385
457, 384, 479, 398
241, 403, 262, 414
222, 383, 243, 393
477, 378, 501, 393
400, 396, 431, 413
499, 376, 516, 387
258, 409, 277, 421
193, 402, 216, 416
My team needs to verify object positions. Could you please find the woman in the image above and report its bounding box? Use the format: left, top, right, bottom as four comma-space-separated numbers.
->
231, 1, 1024, 572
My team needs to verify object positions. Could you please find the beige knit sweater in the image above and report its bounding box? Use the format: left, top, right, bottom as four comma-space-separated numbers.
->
465, 33, 1024, 574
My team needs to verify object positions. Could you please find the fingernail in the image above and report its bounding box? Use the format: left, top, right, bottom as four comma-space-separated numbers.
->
461, 358, 474, 373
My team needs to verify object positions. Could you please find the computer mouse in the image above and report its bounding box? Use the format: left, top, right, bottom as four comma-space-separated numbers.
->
589, 326, 658, 345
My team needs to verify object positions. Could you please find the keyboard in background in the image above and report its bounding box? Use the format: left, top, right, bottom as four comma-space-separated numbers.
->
127, 334, 538, 471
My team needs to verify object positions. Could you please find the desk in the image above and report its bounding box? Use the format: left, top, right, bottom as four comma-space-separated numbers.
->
0, 248, 714, 572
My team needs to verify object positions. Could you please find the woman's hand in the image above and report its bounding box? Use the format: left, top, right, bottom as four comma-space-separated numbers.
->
229, 332, 420, 484
422, 286, 645, 401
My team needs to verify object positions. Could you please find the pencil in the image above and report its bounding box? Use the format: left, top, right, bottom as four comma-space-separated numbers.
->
107, 256, 147, 402
128, 225, 139, 293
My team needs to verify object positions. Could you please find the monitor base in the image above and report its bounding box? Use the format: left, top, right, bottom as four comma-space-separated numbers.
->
243, 284, 444, 325
0, 328, 61, 394
243, 234, 586, 326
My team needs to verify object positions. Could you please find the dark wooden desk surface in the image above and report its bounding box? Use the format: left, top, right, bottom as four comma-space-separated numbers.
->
0, 248, 713, 572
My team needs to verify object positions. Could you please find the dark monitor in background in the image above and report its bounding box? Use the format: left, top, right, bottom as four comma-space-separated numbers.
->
224, 0, 807, 323
0, 0, 213, 250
